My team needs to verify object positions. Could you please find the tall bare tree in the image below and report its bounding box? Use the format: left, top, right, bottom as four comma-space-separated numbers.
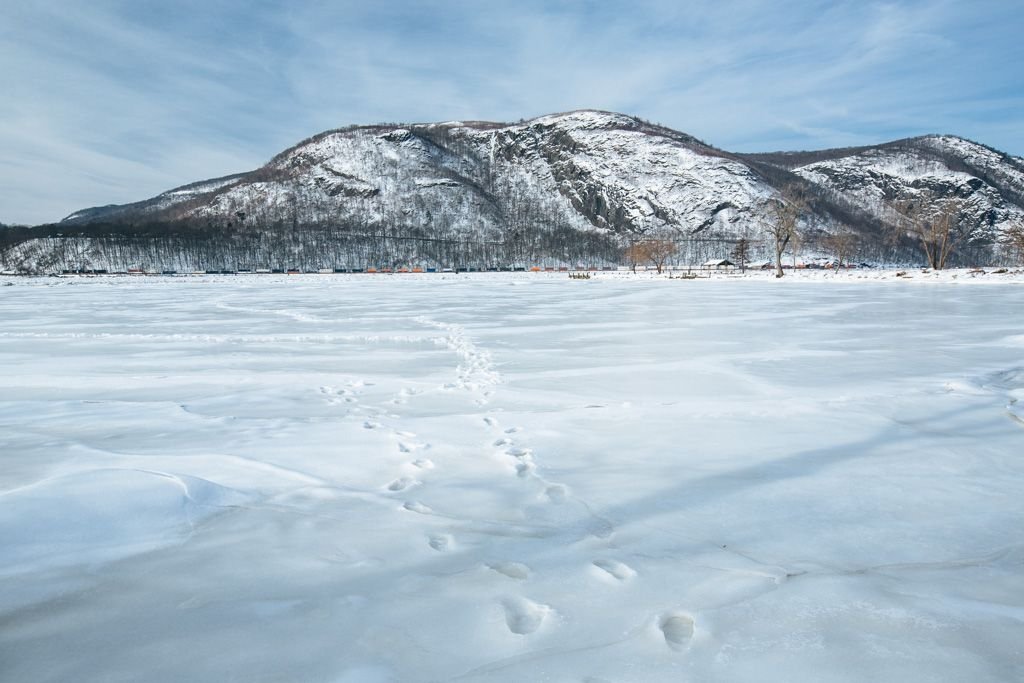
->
1002, 217, 1024, 265
644, 238, 677, 274
894, 198, 970, 270
765, 186, 807, 278
623, 240, 649, 273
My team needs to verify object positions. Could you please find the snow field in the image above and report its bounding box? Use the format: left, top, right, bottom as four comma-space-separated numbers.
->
1, 275, 1023, 682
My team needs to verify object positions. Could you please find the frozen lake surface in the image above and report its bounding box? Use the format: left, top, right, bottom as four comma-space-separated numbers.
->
2, 274, 1023, 682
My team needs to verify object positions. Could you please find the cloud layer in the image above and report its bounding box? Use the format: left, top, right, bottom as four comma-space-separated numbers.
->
2, 0, 1022, 224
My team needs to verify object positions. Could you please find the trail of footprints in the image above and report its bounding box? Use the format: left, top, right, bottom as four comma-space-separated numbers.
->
477, 414, 689, 645
320, 375, 692, 650
319, 380, 434, 499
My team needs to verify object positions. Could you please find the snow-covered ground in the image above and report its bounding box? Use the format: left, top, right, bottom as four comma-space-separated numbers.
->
1, 274, 1023, 682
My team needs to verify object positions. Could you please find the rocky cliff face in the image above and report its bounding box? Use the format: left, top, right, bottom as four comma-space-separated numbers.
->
746, 135, 1024, 246
5, 111, 1023, 273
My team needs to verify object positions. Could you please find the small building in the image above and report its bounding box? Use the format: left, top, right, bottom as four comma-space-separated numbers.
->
701, 259, 735, 270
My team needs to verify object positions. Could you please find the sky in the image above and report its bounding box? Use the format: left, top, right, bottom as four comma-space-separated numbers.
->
2, 0, 1022, 225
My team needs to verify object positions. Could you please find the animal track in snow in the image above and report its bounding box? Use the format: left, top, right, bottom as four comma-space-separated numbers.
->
493, 437, 512, 447
658, 612, 695, 651
363, 420, 381, 430
410, 458, 434, 469
487, 562, 531, 580
592, 559, 636, 581
483, 416, 498, 428
501, 597, 551, 635
504, 427, 521, 434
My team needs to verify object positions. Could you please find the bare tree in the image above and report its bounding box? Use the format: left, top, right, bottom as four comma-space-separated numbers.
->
893, 197, 971, 270
1002, 217, 1024, 265
644, 239, 677, 274
765, 186, 807, 278
822, 230, 859, 271
623, 241, 649, 273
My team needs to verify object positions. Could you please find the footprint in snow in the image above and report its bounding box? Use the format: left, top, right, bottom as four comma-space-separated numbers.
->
592, 559, 636, 581
544, 484, 568, 504
410, 458, 434, 470
487, 562, 531, 580
386, 477, 418, 492
501, 597, 551, 635
505, 447, 535, 478
363, 420, 381, 430
483, 416, 498, 428
428, 534, 452, 552
658, 612, 695, 651
403, 501, 433, 515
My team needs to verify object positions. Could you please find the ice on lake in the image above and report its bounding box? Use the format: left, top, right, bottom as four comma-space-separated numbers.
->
1, 274, 1023, 682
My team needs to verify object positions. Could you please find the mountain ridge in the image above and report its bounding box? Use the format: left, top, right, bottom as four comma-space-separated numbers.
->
4, 110, 1023, 273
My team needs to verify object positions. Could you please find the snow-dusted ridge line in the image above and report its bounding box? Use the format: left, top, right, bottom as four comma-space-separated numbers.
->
5, 111, 1021, 275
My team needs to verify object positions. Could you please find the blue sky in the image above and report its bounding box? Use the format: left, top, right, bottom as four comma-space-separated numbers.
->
2, 0, 1022, 224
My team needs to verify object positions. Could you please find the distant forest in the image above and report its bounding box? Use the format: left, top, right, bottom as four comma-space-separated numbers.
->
2, 214, 988, 274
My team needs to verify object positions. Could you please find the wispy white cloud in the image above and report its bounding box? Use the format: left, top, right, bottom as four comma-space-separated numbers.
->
1, 0, 1021, 224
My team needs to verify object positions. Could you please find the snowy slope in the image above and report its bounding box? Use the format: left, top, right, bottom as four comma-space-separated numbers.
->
4, 112, 1023, 272
178, 111, 773, 239
779, 136, 1024, 242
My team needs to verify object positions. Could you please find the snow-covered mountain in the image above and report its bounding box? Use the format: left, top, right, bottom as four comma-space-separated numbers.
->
4, 111, 1024, 272
744, 135, 1024, 245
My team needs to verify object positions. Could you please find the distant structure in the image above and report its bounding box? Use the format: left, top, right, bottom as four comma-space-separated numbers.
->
701, 259, 735, 270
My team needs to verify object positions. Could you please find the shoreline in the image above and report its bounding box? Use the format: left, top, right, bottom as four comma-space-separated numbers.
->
4, 267, 1024, 285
